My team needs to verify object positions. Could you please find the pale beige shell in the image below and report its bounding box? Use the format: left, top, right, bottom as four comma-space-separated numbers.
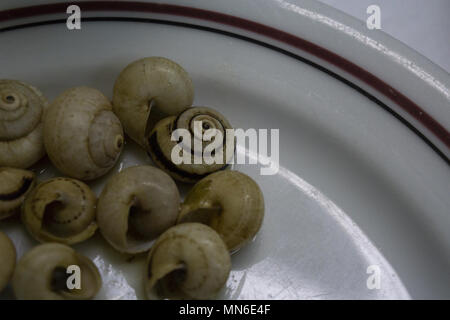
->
44, 86, 124, 180
113, 57, 194, 147
97, 165, 180, 254
0, 167, 36, 220
0, 80, 48, 168
147, 106, 235, 183
145, 223, 231, 300
12, 243, 101, 300
178, 170, 264, 251
22, 177, 97, 245
0, 231, 16, 293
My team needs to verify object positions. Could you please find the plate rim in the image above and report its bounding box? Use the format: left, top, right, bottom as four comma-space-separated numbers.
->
0, 0, 449, 164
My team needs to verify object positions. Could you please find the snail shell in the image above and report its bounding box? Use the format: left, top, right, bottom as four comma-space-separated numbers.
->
0, 167, 36, 220
0, 80, 48, 168
113, 57, 194, 147
0, 231, 16, 293
12, 243, 102, 300
145, 223, 231, 300
147, 107, 235, 183
44, 87, 124, 180
97, 165, 180, 254
178, 170, 264, 251
22, 177, 97, 245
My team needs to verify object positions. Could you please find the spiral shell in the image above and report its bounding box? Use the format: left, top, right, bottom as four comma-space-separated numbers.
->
44, 87, 124, 180
0, 231, 16, 293
145, 223, 231, 300
178, 170, 264, 251
0, 80, 48, 168
22, 177, 97, 245
113, 57, 194, 147
12, 243, 102, 300
0, 167, 36, 220
97, 165, 180, 254
147, 107, 235, 183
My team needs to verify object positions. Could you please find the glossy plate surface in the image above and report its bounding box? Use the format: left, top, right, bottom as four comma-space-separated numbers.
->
0, 0, 449, 299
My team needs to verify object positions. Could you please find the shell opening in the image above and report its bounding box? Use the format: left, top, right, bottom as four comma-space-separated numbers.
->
5, 95, 15, 103
147, 261, 187, 299
50, 266, 71, 293
144, 100, 168, 142
0, 177, 34, 201
115, 135, 124, 150
42, 200, 70, 237
155, 267, 187, 299
127, 202, 155, 241
41, 200, 84, 238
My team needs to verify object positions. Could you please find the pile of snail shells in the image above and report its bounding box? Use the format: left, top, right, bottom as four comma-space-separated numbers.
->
112, 57, 235, 184
0, 56, 265, 300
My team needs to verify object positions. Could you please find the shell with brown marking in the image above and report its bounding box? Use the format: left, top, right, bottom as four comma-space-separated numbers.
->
21, 177, 97, 245
0, 167, 36, 220
147, 106, 235, 183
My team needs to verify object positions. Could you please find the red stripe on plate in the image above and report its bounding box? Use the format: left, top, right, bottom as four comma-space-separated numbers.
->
0, 1, 449, 149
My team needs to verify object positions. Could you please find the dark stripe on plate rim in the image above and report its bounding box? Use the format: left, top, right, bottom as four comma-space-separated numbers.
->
0, 1, 448, 164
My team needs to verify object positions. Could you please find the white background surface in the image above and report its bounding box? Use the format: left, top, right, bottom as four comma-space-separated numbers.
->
317, 0, 450, 73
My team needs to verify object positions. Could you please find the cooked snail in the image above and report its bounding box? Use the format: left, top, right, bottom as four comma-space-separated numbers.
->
12, 243, 101, 300
97, 165, 180, 254
178, 170, 264, 251
0, 80, 48, 168
43, 86, 124, 180
145, 223, 231, 300
0, 231, 16, 293
0, 167, 36, 220
147, 106, 235, 183
113, 57, 194, 147
21, 177, 97, 245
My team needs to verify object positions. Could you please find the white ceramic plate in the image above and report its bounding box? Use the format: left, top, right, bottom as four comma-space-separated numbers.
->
0, 0, 449, 300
